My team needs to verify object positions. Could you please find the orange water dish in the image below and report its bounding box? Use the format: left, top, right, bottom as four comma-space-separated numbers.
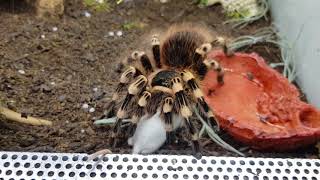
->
202, 50, 320, 151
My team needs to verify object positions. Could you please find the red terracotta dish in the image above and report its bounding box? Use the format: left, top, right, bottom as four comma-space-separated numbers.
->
202, 50, 320, 151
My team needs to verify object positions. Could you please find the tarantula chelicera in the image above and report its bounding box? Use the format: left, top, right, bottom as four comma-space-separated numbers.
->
105, 24, 231, 158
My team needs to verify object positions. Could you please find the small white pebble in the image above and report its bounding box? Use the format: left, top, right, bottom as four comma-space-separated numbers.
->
89, 107, 95, 113
160, 0, 169, 3
81, 129, 85, 133
84, 11, 91, 17
18, 70, 25, 74
108, 31, 115, 37
93, 87, 98, 92
40, 34, 45, 39
82, 103, 89, 109
66, 120, 70, 124
116, 30, 123, 37
52, 27, 58, 32
50, 82, 55, 85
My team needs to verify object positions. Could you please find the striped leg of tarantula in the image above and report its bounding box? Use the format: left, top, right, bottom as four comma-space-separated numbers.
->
201, 36, 233, 56
105, 49, 145, 117
138, 51, 154, 74
181, 70, 220, 129
151, 35, 161, 69
104, 66, 138, 117
112, 75, 148, 147
127, 91, 152, 137
212, 37, 230, 56
196, 56, 224, 84
115, 50, 141, 73
203, 59, 224, 84
162, 96, 174, 144
171, 77, 202, 159
194, 36, 232, 72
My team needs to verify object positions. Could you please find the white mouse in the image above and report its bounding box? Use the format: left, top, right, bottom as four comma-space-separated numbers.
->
128, 110, 165, 154
128, 110, 184, 154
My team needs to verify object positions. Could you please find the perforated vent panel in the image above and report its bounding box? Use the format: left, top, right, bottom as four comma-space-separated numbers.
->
0, 151, 319, 180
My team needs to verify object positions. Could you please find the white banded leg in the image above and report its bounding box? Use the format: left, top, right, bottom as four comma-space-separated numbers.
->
105, 66, 137, 117
171, 77, 202, 159
181, 70, 220, 129
151, 35, 161, 68
127, 91, 151, 137
203, 59, 224, 84
162, 96, 174, 144
112, 75, 148, 147
212, 36, 230, 55
194, 36, 227, 81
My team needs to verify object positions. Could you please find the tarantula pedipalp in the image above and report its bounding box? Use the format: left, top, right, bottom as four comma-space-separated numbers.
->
105, 24, 230, 158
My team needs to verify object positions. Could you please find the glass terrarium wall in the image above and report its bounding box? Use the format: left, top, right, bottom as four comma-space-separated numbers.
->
269, 0, 320, 108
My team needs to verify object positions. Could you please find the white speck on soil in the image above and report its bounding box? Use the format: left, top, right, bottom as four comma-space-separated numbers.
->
89, 107, 95, 113
84, 11, 91, 17
116, 30, 123, 37
93, 87, 98, 92
108, 31, 115, 37
82, 103, 89, 109
52, 27, 58, 32
18, 70, 25, 74
50, 82, 55, 85
96, 0, 104, 3
160, 0, 169, 3
81, 129, 85, 133
41, 34, 45, 39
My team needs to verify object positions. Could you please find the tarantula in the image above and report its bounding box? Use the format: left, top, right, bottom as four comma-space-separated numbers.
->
105, 24, 231, 158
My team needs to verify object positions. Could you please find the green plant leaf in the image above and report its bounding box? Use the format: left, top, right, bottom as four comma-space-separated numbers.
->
83, 0, 111, 12
193, 107, 245, 156
122, 22, 146, 30
94, 117, 130, 125
199, 0, 208, 5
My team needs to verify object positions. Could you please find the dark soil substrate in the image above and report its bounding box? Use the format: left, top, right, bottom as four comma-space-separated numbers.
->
0, 0, 317, 158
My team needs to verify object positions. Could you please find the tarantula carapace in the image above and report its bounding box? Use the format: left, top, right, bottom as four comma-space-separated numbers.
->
105, 24, 230, 158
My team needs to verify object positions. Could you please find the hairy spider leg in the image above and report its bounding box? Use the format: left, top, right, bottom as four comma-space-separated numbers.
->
210, 36, 231, 56
151, 35, 161, 69
171, 77, 202, 159
112, 75, 148, 147
127, 91, 152, 137
139, 52, 154, 74
104, 66, 138, 118
181, 70, 220, 129
105, 49, 155, 118
162, 96, 174, 144
194, 42, 225, 84
204, 59, 224, 84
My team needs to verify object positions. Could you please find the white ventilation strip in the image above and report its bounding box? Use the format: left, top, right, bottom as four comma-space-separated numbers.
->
0, 151, 319, 180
